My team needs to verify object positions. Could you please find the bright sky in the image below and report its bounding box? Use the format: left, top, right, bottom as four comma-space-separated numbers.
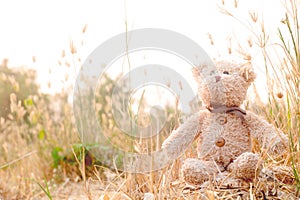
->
0, 0, 285, 102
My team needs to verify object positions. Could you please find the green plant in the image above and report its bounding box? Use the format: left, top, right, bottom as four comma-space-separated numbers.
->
34, 178, 53, 200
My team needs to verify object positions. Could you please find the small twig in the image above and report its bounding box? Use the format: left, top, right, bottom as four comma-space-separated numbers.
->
183, 185, 253, 192
0, 150, 37, 169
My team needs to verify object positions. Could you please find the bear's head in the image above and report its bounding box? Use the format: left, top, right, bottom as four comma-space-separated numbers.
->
193, 61, 256, 108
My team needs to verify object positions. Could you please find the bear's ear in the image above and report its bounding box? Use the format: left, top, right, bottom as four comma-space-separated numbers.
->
239, 64, 256, 83
192, 67, 201, 79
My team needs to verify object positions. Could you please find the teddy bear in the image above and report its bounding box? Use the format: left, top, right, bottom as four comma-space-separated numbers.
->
161, 61, 288, 186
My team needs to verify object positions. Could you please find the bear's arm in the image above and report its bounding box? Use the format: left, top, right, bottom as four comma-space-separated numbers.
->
244, 111, 288, 155
161, 109, 209, 160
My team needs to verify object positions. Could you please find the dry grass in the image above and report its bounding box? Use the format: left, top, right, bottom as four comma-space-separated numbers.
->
1, 0, 300, 199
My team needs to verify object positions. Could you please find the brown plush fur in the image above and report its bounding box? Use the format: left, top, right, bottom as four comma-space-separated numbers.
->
162, 61, 288, 186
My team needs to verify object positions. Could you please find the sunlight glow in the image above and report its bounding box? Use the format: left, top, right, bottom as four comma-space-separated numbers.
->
0, 0, 285, 102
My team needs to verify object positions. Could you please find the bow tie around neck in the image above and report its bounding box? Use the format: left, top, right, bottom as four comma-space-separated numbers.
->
206, 105, 246, 121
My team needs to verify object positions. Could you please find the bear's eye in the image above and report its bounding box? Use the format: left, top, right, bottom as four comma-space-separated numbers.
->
223, 71, 229, 75
210, 70, 216, 75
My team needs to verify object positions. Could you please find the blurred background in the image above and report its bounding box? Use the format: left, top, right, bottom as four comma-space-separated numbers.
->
0, 0, 284, 95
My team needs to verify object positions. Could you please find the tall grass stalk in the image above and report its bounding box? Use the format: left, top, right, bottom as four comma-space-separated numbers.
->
35, 178, 53, 200
219, 0, 300, 196
276, 2, 300, 192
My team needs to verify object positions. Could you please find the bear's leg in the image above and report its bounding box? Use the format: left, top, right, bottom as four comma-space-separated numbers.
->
181, 158, 218, 185
228, 152, 262, 181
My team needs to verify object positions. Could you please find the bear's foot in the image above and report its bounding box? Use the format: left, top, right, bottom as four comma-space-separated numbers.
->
181, 158, 218, 185
228, 152, 262, 181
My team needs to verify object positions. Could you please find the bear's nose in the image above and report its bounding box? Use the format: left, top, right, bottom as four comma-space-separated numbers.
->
215, 75, 221, 82
215, 137, 225, 147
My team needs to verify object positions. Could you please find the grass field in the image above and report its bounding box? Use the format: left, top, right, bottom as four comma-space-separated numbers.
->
0, 1, 300, 199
